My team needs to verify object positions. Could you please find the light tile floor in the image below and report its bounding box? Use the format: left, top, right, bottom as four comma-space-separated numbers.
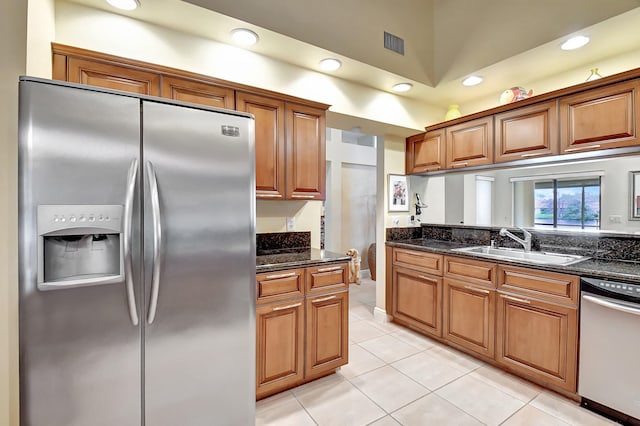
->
256, 277, 615, 426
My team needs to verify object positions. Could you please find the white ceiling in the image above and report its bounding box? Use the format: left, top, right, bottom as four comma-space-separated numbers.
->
69, 0, 640, 110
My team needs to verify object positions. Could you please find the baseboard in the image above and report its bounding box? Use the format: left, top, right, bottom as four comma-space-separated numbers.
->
373, 306, 392, 323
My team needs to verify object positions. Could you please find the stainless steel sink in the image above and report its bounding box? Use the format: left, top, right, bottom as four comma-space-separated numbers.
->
451, 246, 588, 266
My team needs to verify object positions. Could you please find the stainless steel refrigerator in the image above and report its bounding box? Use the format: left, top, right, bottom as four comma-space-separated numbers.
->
18, 77, 256, 426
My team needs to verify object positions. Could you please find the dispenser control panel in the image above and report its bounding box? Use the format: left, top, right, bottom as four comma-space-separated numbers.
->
38, 205, 123, 235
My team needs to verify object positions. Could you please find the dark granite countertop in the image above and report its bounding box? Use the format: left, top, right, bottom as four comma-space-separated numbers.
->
386, 238, 640, 284
256, 248, 351, 273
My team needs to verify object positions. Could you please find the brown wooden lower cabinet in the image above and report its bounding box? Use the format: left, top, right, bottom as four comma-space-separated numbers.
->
256, 263, 349, 400
495, 291, 578, 393
391, 265, 442, 337
256, 299, 305, 399
305, 291, 349, 380
443, 278, 495, 359
388, 247, 580, 396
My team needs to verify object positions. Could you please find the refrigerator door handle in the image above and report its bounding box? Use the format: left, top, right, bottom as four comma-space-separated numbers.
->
146, 161, 162, 324
124, 159, 140, 326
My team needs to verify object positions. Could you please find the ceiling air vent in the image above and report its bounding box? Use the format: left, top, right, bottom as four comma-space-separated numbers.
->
384, 31, 404, 55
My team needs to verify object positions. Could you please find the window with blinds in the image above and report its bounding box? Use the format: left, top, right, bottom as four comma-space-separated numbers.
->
534, 178, 601, 229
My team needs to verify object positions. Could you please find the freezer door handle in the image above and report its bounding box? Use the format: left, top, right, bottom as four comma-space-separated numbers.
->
147, 161, 162, 324
124, 159, 140, 326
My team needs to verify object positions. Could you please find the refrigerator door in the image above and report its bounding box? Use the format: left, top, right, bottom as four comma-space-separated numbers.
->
141, 100, 255, 425
19, 80, 143, 425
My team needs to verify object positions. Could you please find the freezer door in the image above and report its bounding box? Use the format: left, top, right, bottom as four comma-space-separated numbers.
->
142, 101, 256, 426
19, 80, 143, 425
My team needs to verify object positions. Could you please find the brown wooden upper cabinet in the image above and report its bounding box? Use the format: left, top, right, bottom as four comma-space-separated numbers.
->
560, 79, 640, 153
236, 92, 286, 199
285, 103, 326, 200
161, 76, 235, 109
52, 44, 329, 201
406, 130, 446, 173
494, 101, 559, 163
446, 116, 494, 168
63, 57, 161, 96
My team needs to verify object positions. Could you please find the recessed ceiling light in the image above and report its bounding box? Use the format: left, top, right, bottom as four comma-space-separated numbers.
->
231, 28, 259, 46
462, 75, 483, 86
561, 35, 590, 50
392, 83, 413, 92
106, 0, 140, 10
319, 58, 342, 72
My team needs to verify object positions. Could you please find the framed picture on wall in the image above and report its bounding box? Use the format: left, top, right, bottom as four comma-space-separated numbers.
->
631, 171, 640, 220
388, 174, 409, 212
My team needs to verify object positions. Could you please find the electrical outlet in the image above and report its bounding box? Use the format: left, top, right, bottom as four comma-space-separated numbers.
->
608, 215, 622, 224
286, 216, 295, 231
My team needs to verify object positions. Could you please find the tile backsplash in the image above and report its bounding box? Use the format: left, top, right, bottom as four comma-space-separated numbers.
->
257, 231, 311, 253
387, 224, 640, 262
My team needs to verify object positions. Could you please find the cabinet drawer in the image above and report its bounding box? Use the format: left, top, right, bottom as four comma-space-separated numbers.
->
256, 269, 305, 304
393, 248, 443, 275
498, 265, 578, 306
444, 256, 496, 288
305, 263, 348, 295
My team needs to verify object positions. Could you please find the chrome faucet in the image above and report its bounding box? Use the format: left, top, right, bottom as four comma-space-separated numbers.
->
499, 227, 532, 252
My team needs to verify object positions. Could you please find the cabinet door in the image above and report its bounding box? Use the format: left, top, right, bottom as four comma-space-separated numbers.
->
392, 266, 442, 337
495, 101, 558, 162
496, 292, 578, 392
443, 279, 495, 358
161, 76, 235, 109
406, 130, 445, 173
237, 92, 286, 199
256, 299, 305, 399
446, 116, 494, 169
560, 79, 640, 153
305, 291, 349, 379
285, 103, 326, 200
66, 57, 161, 96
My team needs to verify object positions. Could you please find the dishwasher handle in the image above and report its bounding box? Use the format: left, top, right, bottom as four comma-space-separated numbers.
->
582, 294, 640, 317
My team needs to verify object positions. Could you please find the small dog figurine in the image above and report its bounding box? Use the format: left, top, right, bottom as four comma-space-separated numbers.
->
346, 248, 361, 285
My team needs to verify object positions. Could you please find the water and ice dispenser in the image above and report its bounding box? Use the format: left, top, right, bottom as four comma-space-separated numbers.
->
37, 205, 124, 290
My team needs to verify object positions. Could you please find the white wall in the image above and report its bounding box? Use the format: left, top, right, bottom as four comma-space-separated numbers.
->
341, 164, 376, 269
462, 48, 640, 116
1, 1, 28, 424
409, 175, 446, 224
325, 129, 376, 261
255, 200, 323, 248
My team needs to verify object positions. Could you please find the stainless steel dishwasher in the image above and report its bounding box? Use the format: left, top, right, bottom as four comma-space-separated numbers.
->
579, 277, 640, 425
